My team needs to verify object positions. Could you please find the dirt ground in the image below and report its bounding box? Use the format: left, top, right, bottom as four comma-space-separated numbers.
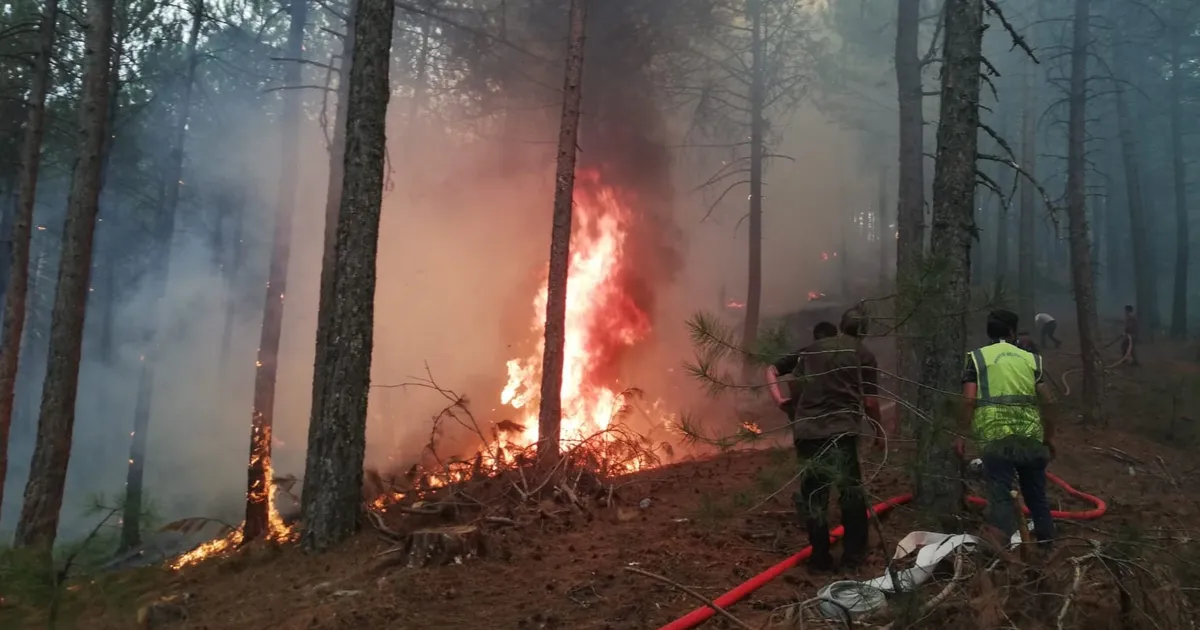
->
6, 325, 1200, 630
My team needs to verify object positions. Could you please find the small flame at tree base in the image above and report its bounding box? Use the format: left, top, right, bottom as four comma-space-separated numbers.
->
170, 426, 294, 570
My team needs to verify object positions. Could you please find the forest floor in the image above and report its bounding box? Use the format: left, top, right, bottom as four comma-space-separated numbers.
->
4, 320, 1200, 629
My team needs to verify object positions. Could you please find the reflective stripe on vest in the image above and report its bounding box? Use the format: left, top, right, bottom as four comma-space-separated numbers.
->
970, 342, 1043, 443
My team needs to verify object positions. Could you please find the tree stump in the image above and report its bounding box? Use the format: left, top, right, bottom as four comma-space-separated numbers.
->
403, 525, 484, 568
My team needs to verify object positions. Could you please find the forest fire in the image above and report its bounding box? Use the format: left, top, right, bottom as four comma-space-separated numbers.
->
496, 169, 659, 471
169, 449, 294, 570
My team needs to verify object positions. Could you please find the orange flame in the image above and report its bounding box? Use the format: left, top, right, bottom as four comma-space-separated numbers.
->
498, 170, 652, 465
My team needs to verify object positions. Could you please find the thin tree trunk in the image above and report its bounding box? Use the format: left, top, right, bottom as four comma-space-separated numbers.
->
300, 0, 393, 552
1104, 157, 1121, 298
308, 0, 355, 449
218, 193, 245, 372
94, 34, 124, 366
119, 1, 202, 550
533, 0, 587, 460
741, 0, 764, 358
1018, 58, 1036, 328
14, 0, 114, 548
0, 0, 59, 524
1167, 30, 1188, 338
877, 167, 888, 288
244, 0, 307, 544
1113, 51, 1156, 332
894, 0, 924, 419
913, 0, 981, 521
1065, 0, 1102, 424
407, 14, 431, 141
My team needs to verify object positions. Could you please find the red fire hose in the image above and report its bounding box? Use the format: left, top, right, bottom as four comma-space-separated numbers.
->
658, 472, 1106, 630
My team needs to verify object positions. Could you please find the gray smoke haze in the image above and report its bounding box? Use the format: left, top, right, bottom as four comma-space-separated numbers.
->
0, 2, 878, 542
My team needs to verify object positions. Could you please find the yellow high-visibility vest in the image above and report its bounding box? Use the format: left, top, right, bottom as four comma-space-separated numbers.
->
967, 341, 1043, 443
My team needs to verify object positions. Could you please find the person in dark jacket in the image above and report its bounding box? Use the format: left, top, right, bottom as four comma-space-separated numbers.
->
786, 309, 885, 573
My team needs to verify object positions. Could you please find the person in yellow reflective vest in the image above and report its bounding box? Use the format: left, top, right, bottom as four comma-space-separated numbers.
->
956, 309, 1057, 549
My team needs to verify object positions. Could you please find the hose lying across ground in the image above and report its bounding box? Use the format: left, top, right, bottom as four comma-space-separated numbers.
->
1059, 333, 1132, 396
659, 472, 1107, 630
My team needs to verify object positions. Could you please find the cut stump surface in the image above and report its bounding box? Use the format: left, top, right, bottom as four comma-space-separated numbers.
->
404, 525, 484, 568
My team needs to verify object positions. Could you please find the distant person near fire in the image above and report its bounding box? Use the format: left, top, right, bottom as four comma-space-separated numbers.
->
777, 309, 885, 573
1034, 312, 1061, 349
766, 321, 838, 420
958, 309, 1057, 553
1122, 305, 1140, 366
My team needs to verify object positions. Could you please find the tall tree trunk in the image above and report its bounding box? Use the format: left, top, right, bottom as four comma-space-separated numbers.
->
13, 0, 114, 548
0, 0, 59, 524
1017, 57, 1036, 328
300, 0, 393, 552
244, 0, 307, 544
218, 193, 245, 372
94, 34, 124, 367
878, 166, 888, 288
913, 0, 981, 521
407, 14, 431, 141
1065, 0, 1102, 424
741, 0, 764, 357
533, 0, 587, 460
1113, 49, 1156, 333
893, 0, 924, 418
1167, 29, 1188, 338
308, 0, 355, 452
119, 1, 202, 550
1104, 151, 1121, 298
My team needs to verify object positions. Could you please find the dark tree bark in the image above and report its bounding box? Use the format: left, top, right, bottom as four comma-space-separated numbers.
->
309, 0, 356, 445
14, 0, 114, 548
0, 0, 59, 523
913, 0, 982, 521
534, 0, 587, 459
93, 30, 125, 368
1017, 58, 1036, 328
740, 0, 764, 357
300, 0, 393, 552
1113, 67, 1156, 332
120, 0, 203, 551
244, 0, 307, 543
1167, 24, 1188, 338
893, 0, 925, 415
1065, 0, 1102, 424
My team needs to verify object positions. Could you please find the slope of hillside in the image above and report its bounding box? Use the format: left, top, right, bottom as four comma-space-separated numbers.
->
4, 335, 1199, 629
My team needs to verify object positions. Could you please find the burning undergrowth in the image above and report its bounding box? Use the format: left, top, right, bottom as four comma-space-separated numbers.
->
364, 164, 682, 526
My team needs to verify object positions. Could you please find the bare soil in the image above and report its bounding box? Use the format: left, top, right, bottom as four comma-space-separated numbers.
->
6, 329, 1200, 629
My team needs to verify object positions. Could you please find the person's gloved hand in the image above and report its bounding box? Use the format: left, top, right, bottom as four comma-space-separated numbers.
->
1044, 439, 1057, 460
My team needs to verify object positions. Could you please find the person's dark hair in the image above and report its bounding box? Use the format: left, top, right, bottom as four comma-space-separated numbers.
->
840, 308, 868, 337
812, 321, 838, 340
987, 309, 1019, 340
1125, 304, 1134, 312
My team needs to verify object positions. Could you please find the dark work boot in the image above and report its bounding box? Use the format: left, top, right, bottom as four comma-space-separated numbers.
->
806, 551, 836, 574
805, 518, 835, 574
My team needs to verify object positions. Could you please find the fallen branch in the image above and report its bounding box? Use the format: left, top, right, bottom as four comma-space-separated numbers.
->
623, 567, 753, 630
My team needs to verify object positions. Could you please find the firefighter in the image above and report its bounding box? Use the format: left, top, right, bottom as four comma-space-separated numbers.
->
1034, 312, 1062, 349
784, 309, 883, 573
956, 309, 1057, 553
